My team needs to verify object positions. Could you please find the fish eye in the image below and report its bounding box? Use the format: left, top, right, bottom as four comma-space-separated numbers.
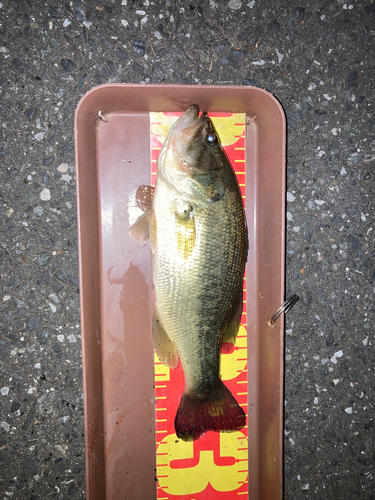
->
206, 133, 217, 144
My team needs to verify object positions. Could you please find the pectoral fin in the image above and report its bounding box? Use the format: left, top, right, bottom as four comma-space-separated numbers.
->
129, 210, 152, 242
153, 312, 179, 369
129, 185, 153, 242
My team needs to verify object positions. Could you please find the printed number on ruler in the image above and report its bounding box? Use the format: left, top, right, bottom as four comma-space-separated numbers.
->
151, 112, 248, 499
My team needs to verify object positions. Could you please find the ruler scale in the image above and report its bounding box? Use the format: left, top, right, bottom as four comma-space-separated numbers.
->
150, 112, 248, 500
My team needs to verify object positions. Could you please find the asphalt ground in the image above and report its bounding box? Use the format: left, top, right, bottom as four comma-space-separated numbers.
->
0, 0, 374, 498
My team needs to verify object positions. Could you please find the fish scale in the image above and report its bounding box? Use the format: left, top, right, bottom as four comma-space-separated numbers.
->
131, 104, 247, 441
153, 187, 245, 394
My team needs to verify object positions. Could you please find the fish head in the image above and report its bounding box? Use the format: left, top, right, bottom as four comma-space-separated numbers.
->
169, 105, 223, 175
159, 105, 229, 206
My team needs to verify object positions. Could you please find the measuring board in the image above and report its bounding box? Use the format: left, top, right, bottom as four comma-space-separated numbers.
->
150, 112, 248, 500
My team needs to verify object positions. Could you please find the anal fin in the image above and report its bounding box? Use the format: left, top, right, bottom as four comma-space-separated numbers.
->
153, 312, 179, 369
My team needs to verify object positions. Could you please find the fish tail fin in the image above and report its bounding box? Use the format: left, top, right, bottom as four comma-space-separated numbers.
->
174, 380, 246, 442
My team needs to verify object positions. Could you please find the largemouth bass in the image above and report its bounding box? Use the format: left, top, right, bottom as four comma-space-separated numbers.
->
130, 105, 247, 441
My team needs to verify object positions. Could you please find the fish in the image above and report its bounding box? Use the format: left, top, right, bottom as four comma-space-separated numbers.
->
130, 105, 247, 441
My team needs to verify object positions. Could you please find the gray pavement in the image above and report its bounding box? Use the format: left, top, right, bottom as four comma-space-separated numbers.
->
0, 0, 374, 498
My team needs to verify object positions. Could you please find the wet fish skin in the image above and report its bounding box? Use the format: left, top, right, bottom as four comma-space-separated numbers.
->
130, 105, 247, 441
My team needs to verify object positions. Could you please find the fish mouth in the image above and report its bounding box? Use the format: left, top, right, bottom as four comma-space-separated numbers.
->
175, 105, 211, 143
176, 104, 206, 125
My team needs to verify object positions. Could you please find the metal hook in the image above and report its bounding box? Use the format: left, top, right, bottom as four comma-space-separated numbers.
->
98, 110, 108, 123
269, 294, 299, 325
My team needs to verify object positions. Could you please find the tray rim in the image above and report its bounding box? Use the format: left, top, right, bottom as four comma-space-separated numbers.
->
74, 83, 286, 500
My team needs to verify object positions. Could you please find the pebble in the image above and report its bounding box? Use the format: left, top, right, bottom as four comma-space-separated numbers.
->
60, 143, 72, 153
287, 192, 296, 202
40, 188, 51, 201
55, 268, 70, 282
48, 293, 59, 304
48, 302, 57, 313
51, 280, 64, 293
133, 40, 146, 55
331, 350, 343, 364
276, 48, 284, 63
26, 315, 41, 331
37, 253, 50, 266
153, 67, 165, 83
37, 329, 48, 344
347, 70, 358, 87
53, 343, 61, 353
37, 392, 55, 415
306, 200, 315, 210
42, 156, 54, 166
228, 0, 242, 9
267, 20, 281, 35
34, 132, 44, 141
326, 335, 335, 346
229, 49, 246, 67
243, 78, 260, 87
57, 163, 69, 173
12, 58, 23, 69
115, 48, 127, 60
42, 172, 49, 184
1, 387, 9, 396
74, 0, 85, 21
252, 59, 266, 66
62, 173, 72, 183
26, 107, 37, 120
60, 59, 76, 72
347, 153, 362, 166
33, 206, 43, 216
0, 421, 10, 432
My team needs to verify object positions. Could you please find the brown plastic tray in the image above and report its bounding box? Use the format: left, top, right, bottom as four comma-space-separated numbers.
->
74, 84, 286, 500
